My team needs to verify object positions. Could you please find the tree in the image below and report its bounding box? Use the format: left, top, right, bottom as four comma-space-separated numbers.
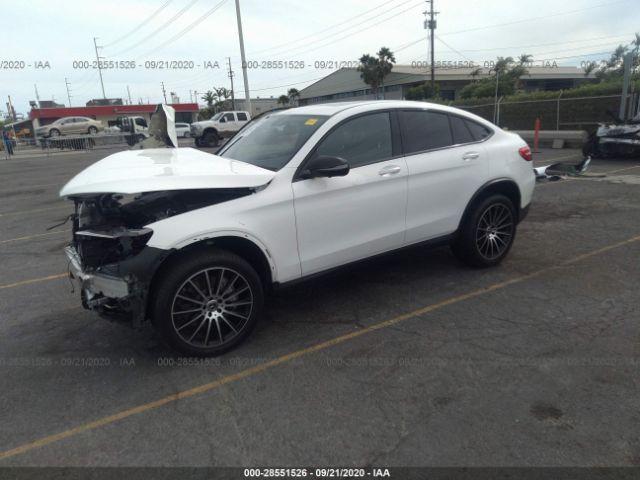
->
287, 88, 300, 105
358, 47, 396, 99
405, 82, 440, 101
459, 54, 532, 99
470, 67, 483, 82
213, 87, 233, 111
277, 95, 289, 106
202, 91, 216, 108
377, 47, 396, 99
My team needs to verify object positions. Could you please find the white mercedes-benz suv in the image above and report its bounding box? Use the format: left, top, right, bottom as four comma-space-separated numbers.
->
61, 101, 535, 356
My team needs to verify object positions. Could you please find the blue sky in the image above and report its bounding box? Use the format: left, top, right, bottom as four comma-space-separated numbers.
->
0, 0, 637, 115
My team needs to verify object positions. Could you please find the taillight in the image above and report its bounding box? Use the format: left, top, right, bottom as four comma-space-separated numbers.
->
519, 145, 532, 161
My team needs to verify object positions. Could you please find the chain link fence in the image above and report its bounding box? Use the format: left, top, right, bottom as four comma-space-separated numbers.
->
453, 94, 640, 132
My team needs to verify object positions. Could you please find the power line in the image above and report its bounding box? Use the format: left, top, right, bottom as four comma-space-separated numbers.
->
266, 1, 424, 60
102, 0, 175, 48
440, 0, 630, 38
137, 0, 228, 59
249, 0, 408, 55
394, 0, 632, 53
108, 0, 201, 57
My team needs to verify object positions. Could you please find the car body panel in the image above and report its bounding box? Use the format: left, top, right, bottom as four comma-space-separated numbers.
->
59, 147, 275, 196
292, 157, 409, 276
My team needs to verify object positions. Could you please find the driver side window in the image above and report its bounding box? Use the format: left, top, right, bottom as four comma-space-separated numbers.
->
315, 112, 393, 168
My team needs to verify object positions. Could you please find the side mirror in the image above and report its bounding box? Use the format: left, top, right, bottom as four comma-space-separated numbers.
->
219, 117, 226, 123
301, 156, 350, 179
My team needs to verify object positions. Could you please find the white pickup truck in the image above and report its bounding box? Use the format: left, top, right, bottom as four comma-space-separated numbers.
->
190, 111, 251, 147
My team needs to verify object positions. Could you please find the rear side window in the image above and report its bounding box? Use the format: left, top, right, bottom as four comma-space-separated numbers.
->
449, 115, 475, 144
237, 112, 248, 121
465, 119, 492, 141
315, 112, 393, 168
400, 110, 453, 154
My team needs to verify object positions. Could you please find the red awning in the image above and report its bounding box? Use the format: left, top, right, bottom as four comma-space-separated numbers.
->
29, 104, 199, 120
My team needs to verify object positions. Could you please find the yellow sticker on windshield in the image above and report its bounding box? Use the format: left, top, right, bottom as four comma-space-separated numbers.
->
305, 118, 318, 126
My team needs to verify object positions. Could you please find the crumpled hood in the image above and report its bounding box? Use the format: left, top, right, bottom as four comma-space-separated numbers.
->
60, 147, 275, 196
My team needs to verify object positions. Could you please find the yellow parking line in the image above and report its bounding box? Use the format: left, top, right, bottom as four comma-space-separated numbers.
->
0, 273, 68, 291
0, 205, 69, 218
0, 233, 639, 461
601, 164, 640, 175
0, 230, 69, 245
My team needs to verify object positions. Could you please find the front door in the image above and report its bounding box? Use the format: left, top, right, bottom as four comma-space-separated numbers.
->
292, 111, 408, 276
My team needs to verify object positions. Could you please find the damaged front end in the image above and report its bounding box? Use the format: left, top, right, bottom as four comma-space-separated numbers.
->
65, 188, 252, 326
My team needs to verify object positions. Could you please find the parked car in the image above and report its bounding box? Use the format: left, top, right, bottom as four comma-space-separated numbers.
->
175, 122, 191, 138
190, 111, 251, 147
60, 101, 535, 356
36, 117, 103, 137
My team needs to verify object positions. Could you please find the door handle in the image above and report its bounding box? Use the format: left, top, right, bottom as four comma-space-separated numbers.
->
462, 152, 480, 161
378, 165, 402, 176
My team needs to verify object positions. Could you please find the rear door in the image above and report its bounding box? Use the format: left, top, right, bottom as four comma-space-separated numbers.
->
292, 111, 408, 275
399, 109, 490, 244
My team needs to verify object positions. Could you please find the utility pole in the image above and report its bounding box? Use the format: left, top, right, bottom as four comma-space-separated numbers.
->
34, 84, 41, 108
161, 82, 167, 103
227, 57, 236, 110
127, 85, 132, 105
619, 51, 633, 120
93, 37, 107, 99
234, 0, 252, 114
65, 78, 73, 107
424, 0, 438, 92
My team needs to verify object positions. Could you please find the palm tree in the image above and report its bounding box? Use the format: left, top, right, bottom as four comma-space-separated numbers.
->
358, 54, 380, 98
357, 47, 396, 100
287, 88, 300, 105
583, 62, 598, 78
518, 54, 533, 66
377, 47, 396, 99
202, 91, 216, 108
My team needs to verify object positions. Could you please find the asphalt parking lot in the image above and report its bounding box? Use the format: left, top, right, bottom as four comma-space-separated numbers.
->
0, 145, 639, 467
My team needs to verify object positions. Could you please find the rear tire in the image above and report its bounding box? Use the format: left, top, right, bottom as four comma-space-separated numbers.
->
451, 194, 517, 268
153, 249, 264, 357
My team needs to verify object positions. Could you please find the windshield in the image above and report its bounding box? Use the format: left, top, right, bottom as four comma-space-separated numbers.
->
210, 113, 223, 121
220, 113, 329, 171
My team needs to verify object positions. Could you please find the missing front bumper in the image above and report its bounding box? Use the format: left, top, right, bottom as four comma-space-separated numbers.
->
65, 245, 130, 300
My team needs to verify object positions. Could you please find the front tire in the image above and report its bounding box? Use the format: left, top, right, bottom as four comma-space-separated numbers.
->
451, 194, 517, 268
49, 128, 60, 137
88, 126, 98, 135
202, 130, 220, 147
153, 249, 264, 356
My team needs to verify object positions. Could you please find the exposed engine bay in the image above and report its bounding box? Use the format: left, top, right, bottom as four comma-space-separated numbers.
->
66, 188, 253, 325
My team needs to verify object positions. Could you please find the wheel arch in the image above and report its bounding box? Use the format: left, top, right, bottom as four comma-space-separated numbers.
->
458, 178, 522, 231
146, 233, 275, 320
202, 127, 219, 136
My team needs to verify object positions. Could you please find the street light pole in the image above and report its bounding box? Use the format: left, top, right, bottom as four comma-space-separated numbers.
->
234, 0, 252, 115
